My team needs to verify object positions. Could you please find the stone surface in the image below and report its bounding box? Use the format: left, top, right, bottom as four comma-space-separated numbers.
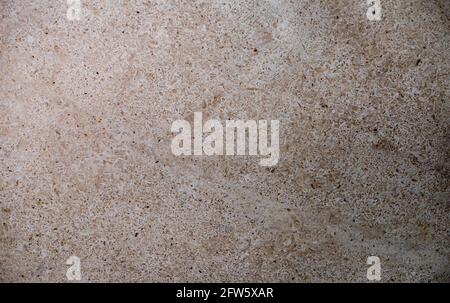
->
0, 0, 449, 282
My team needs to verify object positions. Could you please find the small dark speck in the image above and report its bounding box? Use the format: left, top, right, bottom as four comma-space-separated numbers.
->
416, 59, 422, 66
134, 232, 138, 237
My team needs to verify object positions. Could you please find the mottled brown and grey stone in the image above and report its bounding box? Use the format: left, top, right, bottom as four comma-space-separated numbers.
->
0, 0, 448, 282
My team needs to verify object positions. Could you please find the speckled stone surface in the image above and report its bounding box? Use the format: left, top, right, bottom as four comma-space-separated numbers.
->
0, 0, 449, 282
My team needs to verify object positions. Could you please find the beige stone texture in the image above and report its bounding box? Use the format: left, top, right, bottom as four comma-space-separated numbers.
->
0, 0, 449, 282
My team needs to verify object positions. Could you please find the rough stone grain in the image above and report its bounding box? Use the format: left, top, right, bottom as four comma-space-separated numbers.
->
0, 0, 449, 282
